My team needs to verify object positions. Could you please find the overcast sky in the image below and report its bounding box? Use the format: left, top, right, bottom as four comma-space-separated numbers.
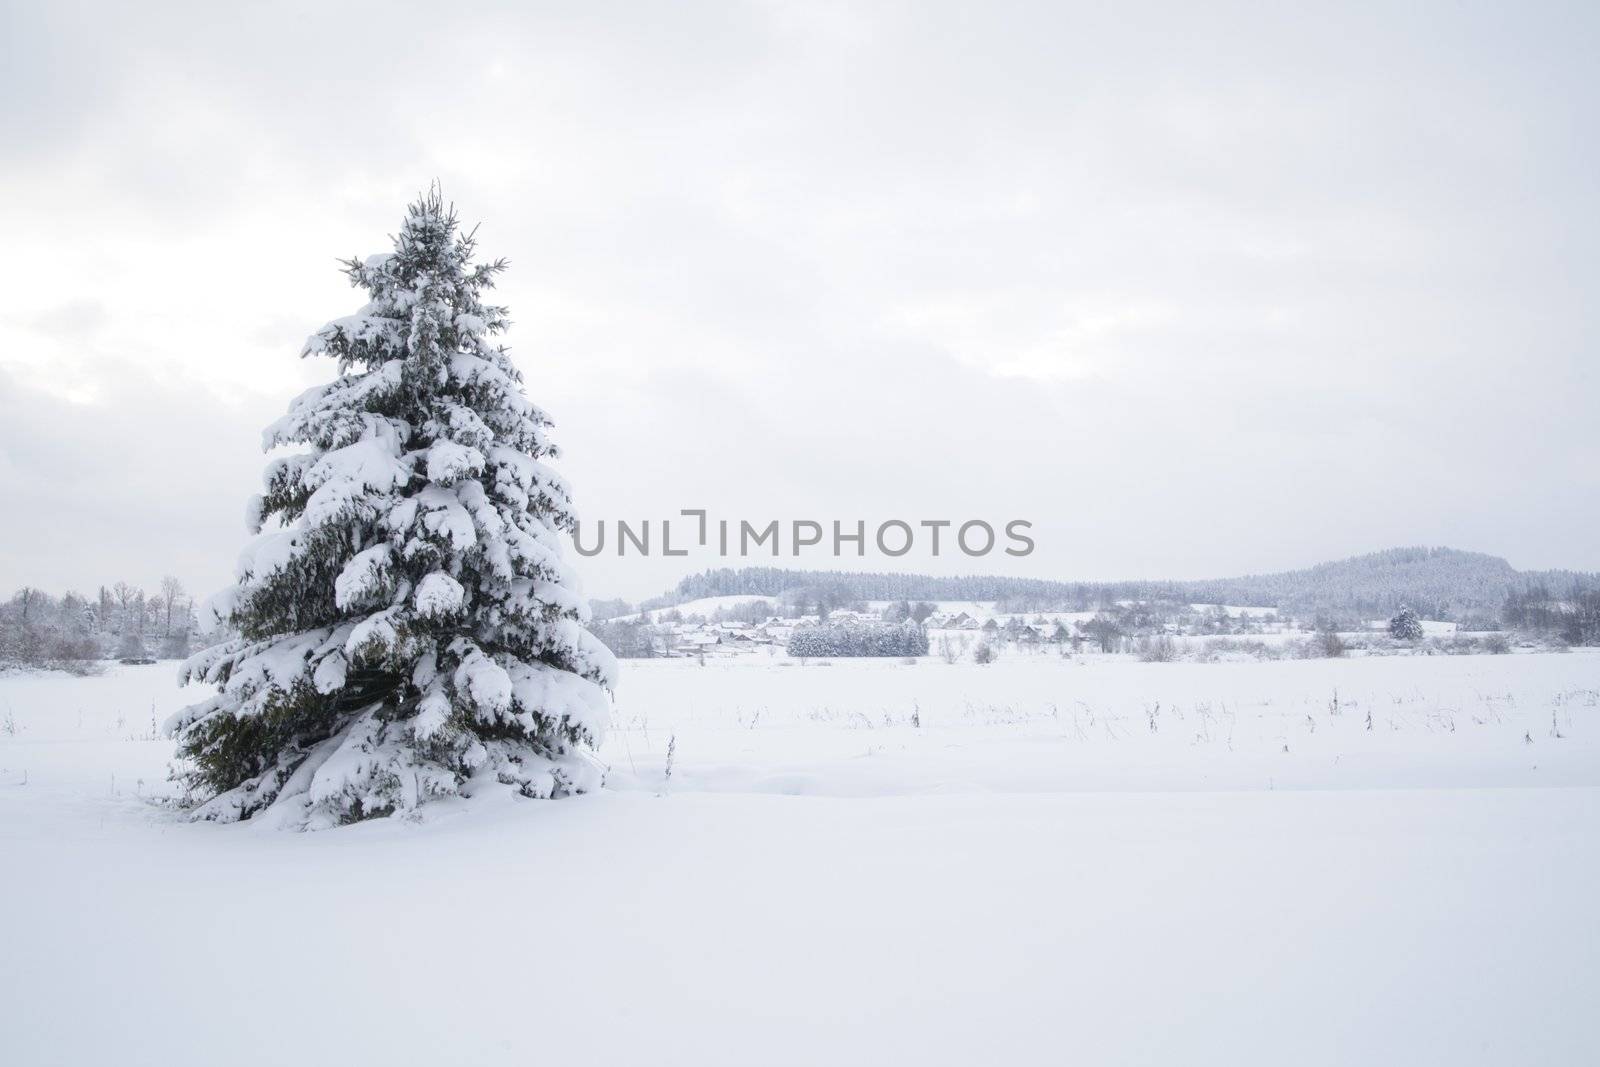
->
2, 0, 1596, 602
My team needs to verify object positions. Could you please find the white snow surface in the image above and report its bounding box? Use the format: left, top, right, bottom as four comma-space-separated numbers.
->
412, 570, 464, 617
2, 652, 1598, 1065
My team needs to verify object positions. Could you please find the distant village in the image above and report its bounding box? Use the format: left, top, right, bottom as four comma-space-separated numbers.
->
592, 597, 1297, 661
583, 593, 1534, 663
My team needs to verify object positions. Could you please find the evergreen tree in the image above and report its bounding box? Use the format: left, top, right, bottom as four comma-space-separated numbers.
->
167, 189, 616, 828
1388, 605, 1424, 642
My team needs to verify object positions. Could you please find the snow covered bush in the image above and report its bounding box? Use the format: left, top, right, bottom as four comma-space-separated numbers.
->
1135, 635, 1179, 662
1388, 605, 1424, 642
167, 189, 616, 829
1311, 629, 1347, 658
786, 621, 929, 658
116, 629, 150, 662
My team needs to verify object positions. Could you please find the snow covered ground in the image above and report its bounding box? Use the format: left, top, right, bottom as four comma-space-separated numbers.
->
2, 652, 1598, 1065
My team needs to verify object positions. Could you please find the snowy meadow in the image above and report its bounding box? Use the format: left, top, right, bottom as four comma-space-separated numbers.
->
2, 650, 1597, 1066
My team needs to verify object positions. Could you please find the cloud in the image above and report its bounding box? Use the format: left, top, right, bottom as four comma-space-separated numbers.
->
1, 0, 1597, 601
0, 366, 271, 595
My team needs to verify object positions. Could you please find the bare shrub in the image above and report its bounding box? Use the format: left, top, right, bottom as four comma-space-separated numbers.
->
1294, 631, 1346, 659
937, 633, 966, 665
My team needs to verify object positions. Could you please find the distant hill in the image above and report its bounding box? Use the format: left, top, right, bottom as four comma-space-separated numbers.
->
1179, 547, 1598, 618
647, 548, 1600, 621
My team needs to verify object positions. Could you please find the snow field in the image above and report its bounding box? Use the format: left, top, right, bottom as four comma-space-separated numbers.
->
1, 652, 1597, 1066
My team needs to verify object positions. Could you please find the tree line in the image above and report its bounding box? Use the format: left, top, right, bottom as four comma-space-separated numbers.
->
1, 578, 201, 671
1501, 586, 1600, 646
787, 621, 930, 659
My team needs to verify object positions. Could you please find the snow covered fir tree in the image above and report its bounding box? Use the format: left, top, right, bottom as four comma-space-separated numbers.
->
166, 189, 617, 829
